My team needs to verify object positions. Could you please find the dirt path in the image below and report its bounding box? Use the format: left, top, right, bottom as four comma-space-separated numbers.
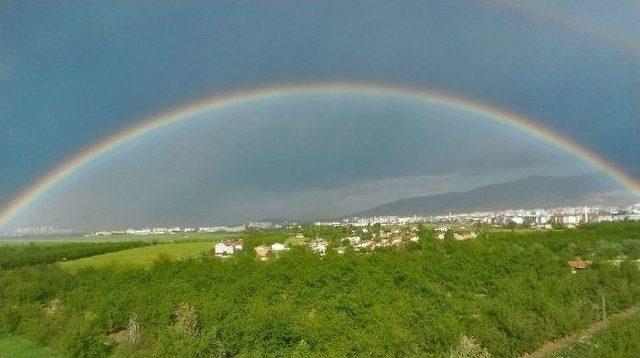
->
520, 305, 640, 358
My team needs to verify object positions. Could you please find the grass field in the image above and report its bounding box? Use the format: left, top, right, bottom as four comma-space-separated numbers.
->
0, 241, 151, 269
1, 335, 62, 358
60, 241, 215, 269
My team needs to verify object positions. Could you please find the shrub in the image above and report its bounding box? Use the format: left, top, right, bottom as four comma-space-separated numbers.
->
174, 303, 198, 337
450, 335, 492, 358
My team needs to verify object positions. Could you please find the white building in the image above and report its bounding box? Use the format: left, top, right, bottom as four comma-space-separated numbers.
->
309, 239, 328, 255
226, 226, 246, 233
126, 228, 151, 235
454, 231, 477, 241
562, 215, 581, 225
214, 242, 235, 256
255, 245, 270, 261
271, 242, 287, 252
510, 217, 525, 225
152, 227, 168, 234
199, 226, 227, 233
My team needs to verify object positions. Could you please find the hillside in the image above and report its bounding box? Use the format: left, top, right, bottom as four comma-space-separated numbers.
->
355, 173, 637, 217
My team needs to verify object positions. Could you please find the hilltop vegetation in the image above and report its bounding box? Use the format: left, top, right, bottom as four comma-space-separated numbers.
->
355, 173, 628, 217
1, 222, 640, 357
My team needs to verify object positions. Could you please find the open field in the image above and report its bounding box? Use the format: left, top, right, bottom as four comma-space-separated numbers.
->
0, 241, 151, 269
60, 241, 216, 269
1, 222, 640, 357
1, 335, 63, 358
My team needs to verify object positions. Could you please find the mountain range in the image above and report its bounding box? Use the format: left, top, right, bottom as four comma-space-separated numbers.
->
353, 172, 639, 217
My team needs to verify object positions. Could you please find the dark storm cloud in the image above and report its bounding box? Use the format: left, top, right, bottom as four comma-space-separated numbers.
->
1, 1, 638, 229
9, 94, 593, 229
2, 0, 639, 205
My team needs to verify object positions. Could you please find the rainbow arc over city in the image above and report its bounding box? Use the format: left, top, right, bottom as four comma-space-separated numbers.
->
1, 82, 639, 230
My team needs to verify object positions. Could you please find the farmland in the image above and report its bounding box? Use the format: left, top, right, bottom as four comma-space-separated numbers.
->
60, 241, 215, 269
0, 241, 150, 269
1, 222, 640, 357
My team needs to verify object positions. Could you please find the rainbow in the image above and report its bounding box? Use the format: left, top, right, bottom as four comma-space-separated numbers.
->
1, 82, 639, 230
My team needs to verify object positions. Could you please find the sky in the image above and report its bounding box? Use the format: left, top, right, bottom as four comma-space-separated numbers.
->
1, 1, 639, 229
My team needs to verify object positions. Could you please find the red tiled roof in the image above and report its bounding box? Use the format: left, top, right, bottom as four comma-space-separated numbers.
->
568, 260, 591, 270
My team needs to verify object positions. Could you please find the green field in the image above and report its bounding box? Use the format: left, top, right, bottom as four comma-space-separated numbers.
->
60, 241, 215, 269
1, 335, 63, 358
0, 241, 151, 269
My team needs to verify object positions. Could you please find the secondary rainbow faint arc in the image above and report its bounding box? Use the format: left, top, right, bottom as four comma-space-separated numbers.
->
1, 82, 639, 229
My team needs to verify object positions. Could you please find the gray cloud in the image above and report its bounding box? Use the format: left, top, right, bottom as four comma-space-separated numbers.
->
9, 93, 599, 230
3, 0, 638, 204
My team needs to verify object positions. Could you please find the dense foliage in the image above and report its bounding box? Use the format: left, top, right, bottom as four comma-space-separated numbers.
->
0, 241, 150, 269
1, 222, 640, 357
553, 311, 640, 357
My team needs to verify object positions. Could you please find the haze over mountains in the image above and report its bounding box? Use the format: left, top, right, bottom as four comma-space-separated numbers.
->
353, 172, 639, 217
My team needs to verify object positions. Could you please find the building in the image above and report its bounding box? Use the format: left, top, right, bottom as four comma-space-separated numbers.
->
271, 242, 287, 252
454, 230, 477, 241
568, 260, 591, 273
510, 217, 525, 225
229, 239, 245, 250
247, 222, 273, 229
214, 242, 235, 256
309, 238, 328, 256
199, 226, 227, 233
255, 245, 270, 261
126, 228, 151, 235
214, 239, 245, 257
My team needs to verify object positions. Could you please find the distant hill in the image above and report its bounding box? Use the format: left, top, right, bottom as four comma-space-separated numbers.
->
354, 172, 639, 217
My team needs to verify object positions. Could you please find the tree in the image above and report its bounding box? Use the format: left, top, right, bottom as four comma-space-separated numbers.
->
444, 228, 455, 240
